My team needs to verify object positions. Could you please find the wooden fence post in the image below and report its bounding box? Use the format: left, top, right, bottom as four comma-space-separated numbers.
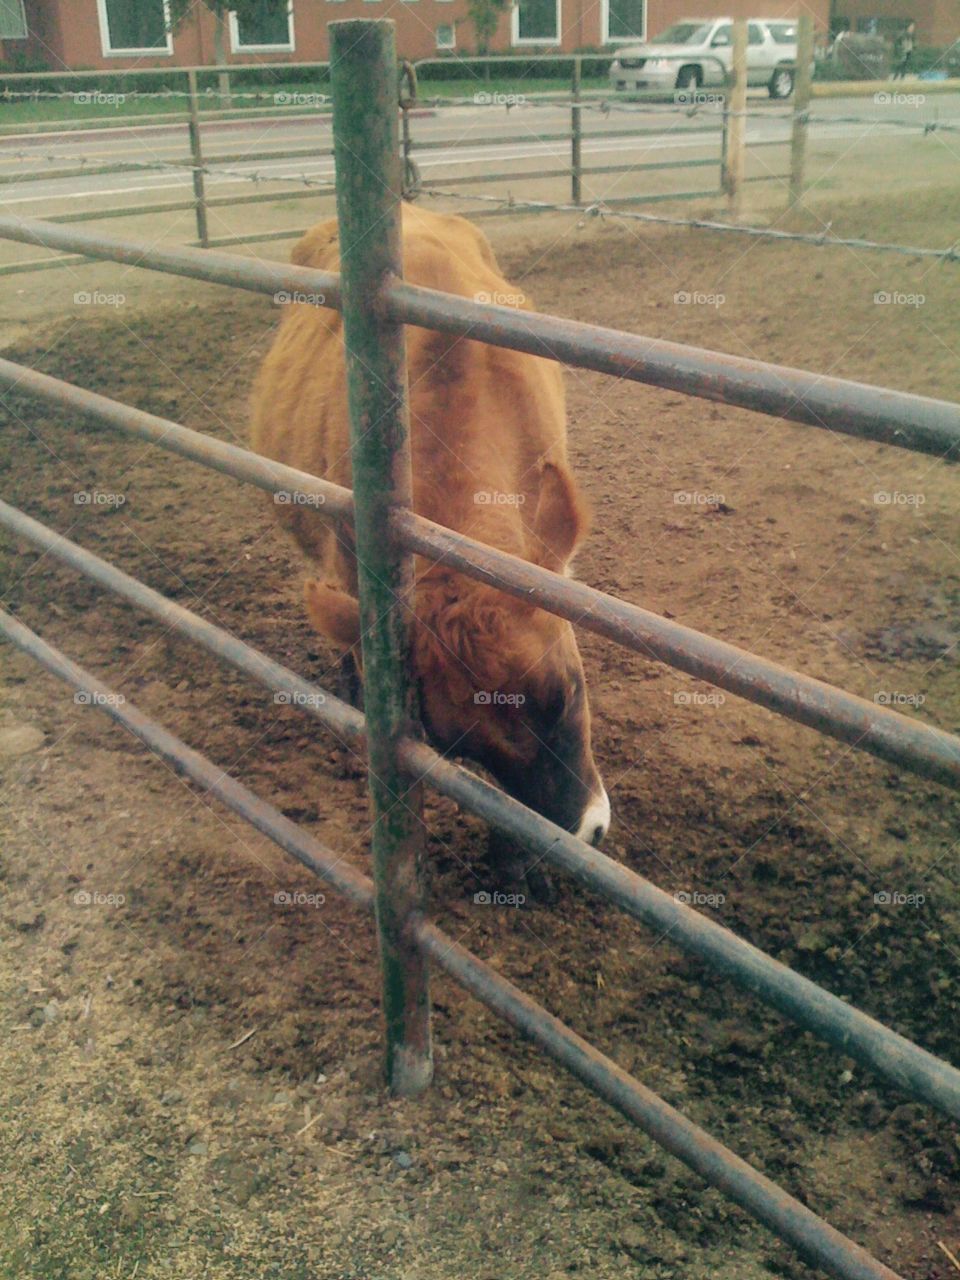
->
722, 20, 747, 214
789, 14, 815, 206
186, 70, 209, 249
571, 55, 583, 206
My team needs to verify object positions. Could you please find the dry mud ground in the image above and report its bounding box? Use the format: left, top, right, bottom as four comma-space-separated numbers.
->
1, 185, 960, 1280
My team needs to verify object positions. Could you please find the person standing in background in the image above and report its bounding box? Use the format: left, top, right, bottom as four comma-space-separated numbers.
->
892, 21, 916, 79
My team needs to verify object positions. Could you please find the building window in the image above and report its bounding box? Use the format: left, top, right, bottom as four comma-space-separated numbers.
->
229, 2, 295, 51
512, 0, 560, 45
602, 0, 643, 43
436, 23, 456, 48
96, 0, 173, 56
0, 0, 27, 39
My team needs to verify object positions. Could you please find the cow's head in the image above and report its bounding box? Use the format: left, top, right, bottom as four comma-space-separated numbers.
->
304, 463, 609, 847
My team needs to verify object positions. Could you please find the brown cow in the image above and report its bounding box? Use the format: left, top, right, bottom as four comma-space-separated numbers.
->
251, 204, 609, 900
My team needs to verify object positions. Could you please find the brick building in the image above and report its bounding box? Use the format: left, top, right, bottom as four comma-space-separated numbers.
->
2, 0, 828, 69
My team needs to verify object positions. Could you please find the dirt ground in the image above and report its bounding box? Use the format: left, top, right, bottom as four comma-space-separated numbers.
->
1, 181, 960, 1280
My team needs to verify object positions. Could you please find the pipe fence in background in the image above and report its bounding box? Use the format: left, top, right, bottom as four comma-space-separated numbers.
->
3, 31, 957, 273
1, 19, 960, 1280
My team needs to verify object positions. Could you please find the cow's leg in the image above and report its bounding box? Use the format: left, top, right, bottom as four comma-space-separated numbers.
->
329, 652, 364, 779
335, 650, 362, 709
484, 830, 556, 906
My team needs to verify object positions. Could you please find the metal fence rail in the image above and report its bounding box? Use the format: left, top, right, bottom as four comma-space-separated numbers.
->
1, 19, 957, 1279
3, 492, 959, 1126
2, 355, 959, 796
0, 606, 903, 1280
0, 217, 957, 459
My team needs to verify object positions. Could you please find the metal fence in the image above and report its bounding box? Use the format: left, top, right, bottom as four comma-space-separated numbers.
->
2, 18, 960, 1280
2, 30, 957, 274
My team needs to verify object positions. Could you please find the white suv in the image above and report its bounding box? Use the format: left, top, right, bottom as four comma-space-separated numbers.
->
610, 18, 799, 99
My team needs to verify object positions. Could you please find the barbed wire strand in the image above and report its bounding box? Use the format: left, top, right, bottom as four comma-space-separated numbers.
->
4, 84, 959, 134
0, 86, 328, 102
419, 185, 960, 262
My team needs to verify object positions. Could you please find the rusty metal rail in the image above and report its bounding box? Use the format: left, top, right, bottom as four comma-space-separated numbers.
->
0, 215, 957, 460
0, 613, 904, 1280
3, 495, 959, 1125
1, 20, 957, 1277
2, 357, 959, 794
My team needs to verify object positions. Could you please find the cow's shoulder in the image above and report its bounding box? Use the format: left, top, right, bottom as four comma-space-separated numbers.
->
289, 208, 518, 307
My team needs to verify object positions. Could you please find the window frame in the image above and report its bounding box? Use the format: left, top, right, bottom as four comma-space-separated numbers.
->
511, 0, 562, 46
435, 22, 456, 49
0, 0, 28, 40
228, 2, 296, 53
602, 0, 646, 45
96, 0, 173, 58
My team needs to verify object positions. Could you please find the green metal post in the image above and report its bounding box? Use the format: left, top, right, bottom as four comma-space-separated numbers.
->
329, 19, 433, 1098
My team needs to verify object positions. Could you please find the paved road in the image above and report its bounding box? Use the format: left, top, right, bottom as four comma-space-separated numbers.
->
0, 89, 956, 214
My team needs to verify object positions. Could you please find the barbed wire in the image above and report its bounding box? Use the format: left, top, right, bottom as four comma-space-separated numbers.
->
805, 110, 960, 133
419, 185, 960, 262
0, 147, 336, 191
8, 84, 957, 136
0, 86, 327, 103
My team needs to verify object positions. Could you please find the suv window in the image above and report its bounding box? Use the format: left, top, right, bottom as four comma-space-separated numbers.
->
767, 21, 797, 43
747, 22, 764, 44
650, 22, 711, 44
711, 23, 732, 45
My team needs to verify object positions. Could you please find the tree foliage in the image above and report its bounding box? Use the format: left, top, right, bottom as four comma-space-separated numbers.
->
467, 0, 510, 53
166, 0, 288, 30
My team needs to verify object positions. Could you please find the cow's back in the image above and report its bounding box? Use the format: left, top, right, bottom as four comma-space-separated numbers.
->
250, 205, 568, 577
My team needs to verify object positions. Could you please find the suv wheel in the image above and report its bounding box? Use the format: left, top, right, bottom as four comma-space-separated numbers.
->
769, 67, 794, 98
675, 65, 702, 91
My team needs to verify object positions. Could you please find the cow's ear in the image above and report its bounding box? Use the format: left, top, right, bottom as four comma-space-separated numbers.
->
304, 579, 361, 649
531, 461, 589, 572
